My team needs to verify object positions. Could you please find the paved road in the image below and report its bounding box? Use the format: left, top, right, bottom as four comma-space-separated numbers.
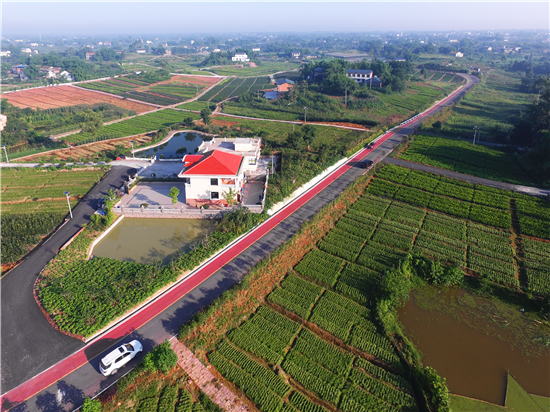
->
0, 167, 137, 395
0, 75, 478, 411
384, 157, 549, 197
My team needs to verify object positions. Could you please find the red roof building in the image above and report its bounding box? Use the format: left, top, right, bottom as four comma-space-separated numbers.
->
181, 150, 243, 176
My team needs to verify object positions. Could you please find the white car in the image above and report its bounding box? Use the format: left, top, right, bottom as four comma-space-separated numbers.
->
99, 340, 143, 376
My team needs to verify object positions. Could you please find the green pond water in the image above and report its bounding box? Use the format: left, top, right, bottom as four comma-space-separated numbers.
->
93, 218, 217, 265
398, 286, 550, 405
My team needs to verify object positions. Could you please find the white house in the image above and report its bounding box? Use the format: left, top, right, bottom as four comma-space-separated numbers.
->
345, 69, 373, 83
449, 51, 464, 57
232, 53, 250, 62
252, 48, 260, 52
178, 137, 261, 204
136, 49, 147, 54
291, 51, 301, 59
0, 51, 11, 57
21, 48, 32, 53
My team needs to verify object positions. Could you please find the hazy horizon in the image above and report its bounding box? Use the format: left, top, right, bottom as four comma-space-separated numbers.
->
2, 2, 549, 37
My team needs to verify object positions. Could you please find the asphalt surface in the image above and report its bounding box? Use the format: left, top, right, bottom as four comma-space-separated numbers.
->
0, 75, 478, 411
1, 166, 137, 394
384, 157, 549, 197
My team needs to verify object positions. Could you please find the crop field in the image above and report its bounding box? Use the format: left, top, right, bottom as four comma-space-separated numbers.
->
363, 164, 550, 288
198, 77, 272, 103
212, 116, 368, 151
209, 279, 416, 412
1, 85, 153, 113
78, 75, 222, 105
437, 71, 532, 139
1, 168, 105, 266
63, 109, 200, 144
208, 61, 302, 76
176, 100, 217, 112
398, 134, 531, 185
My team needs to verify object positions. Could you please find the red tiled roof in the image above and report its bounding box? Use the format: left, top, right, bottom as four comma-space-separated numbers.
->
182, 150, 243, 176
182, 154, 204, 167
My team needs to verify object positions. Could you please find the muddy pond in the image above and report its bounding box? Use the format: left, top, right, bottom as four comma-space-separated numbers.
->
398, 286, 550, 405
92, 218, 216, 265
136, 132, 210, 159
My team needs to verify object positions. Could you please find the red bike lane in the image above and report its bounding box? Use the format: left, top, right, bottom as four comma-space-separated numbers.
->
1, 78, 470, 406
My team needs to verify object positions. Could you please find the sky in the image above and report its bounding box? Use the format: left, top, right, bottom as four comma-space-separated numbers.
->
2, 1, 549, 37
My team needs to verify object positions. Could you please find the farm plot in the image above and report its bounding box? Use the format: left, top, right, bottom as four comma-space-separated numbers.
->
198, 77, 271, 102
208, 273, 415, 412
521, 238, 550, 296
78, 75, 221, 105
398, 134, 531, 185
63, 109, 200, 144
2, 85, 153, 113
1, 167, 105, 266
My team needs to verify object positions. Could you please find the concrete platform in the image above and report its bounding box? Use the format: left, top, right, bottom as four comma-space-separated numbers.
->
120, 182, 187, 208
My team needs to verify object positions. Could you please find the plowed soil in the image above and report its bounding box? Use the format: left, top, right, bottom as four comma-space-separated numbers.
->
2, 85, 152, 113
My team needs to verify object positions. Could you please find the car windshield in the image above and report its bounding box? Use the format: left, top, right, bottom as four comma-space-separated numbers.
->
100, 360, 110, 370
124, 343, 134, 351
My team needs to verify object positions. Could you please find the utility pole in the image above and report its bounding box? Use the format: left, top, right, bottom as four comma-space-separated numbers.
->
130, 140, 135, 159
304, 107, 308, 124
472, 126, 479, 145
344, 88, 347, 108
2, 144, 9, 163
64, 191, 73, 219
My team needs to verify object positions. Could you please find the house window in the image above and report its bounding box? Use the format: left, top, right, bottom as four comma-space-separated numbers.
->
211, 178, 218, 186
248, 158, 257, 166
211, 192, 219, 200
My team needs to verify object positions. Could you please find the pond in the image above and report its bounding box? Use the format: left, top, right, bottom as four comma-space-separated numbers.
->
92, 218, 217, 265
398, 286, 550, 405
136, 132, 210, 159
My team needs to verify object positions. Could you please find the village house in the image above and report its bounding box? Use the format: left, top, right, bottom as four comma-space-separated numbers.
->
85, 52, 96, 60
232, 52, 250, 62
11, 64, 27, 74
276, 78, 295, 93
252, 48, 260, 52
449, 51, 464, 57
40, 66, 62, 78
136, 49, 147, 54
21, 48, 32, 54
345, 69, 373, 83
165, 49, 172, 56
0, 51, 11, 57
291, 50, 301, 59
178, 137, 262, 205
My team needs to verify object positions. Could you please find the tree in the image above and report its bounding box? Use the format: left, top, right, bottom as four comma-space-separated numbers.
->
142, 340, 178, 375
421, 67, 427, 79
23, 64, 39, 80
302, 124, 317, 150
223, 187, 238, 206
422, 367, 451, 412
286, 130, 304, 150
82, 398, 102, 412
200, 107, 211, 125
168, 187, 180, 206
79, 111, 103, 134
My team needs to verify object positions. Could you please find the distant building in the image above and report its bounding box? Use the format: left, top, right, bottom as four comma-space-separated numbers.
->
449, 51, 464, 57
21, 48, 32, 53
59, 70, 74, 81
136, 49, 146, 54
213, 48, 221, 53
161, 43, 168, 47
165, 49, 172, 56
146, 40, 153, 44
369, 76, 383, 88
252, 48, 260, 52
345, 69, 373, 84
0, 51, 12, 57
40, 66, 62, 78
85, 52, 96, 60
449, 39, 459, 43
394, 57, 407, 62
313, 67, 324, 78
291, 50, 301, 59
104, 41, 112, 46
276, 78, 295, 93
30, 43, 39, 47
11, 64, 27, 74
232, 52, 249, 62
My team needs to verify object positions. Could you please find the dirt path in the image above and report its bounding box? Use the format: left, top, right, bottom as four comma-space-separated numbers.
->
170, 339, 250, 412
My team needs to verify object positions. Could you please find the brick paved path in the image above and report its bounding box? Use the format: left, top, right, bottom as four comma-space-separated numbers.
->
170, 339, 250, 412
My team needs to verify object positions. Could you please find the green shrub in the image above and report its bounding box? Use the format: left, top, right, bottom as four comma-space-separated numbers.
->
143, 340, 178, 374
82, 398, 102, 412
158, 385, 178, 412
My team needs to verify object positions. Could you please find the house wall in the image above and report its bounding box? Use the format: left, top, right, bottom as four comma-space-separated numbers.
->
186, 175, 242, 201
